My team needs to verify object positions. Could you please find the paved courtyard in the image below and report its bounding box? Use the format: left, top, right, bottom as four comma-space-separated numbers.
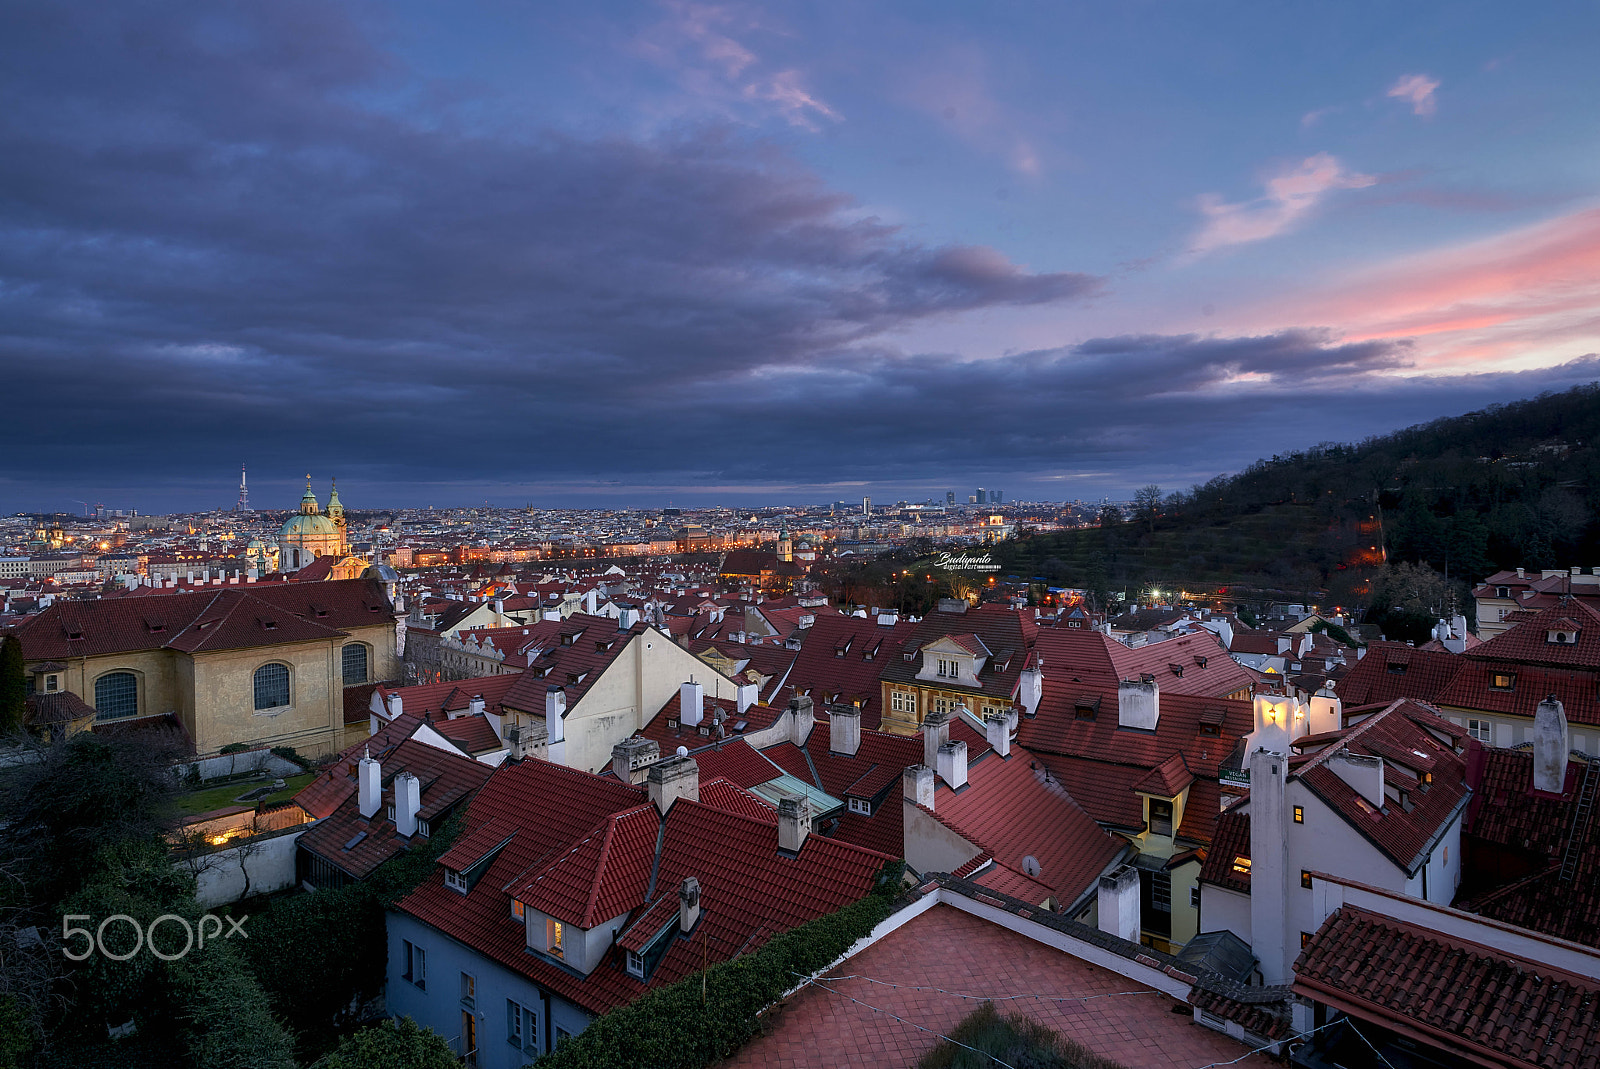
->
724, 905, 1274, 1069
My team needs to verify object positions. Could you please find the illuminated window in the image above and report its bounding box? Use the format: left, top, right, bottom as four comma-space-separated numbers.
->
1230, 856, 1251, 876
1293, 806, 1304, 824
547, 919, 565, 959
1301, 931, 1313, 948
1301, 870, 1313, 889
512, 899, 525, 922
1490, 673, 1515, 691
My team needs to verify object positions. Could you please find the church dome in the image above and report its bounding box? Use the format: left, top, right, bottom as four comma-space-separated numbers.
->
279, 512, 338, 543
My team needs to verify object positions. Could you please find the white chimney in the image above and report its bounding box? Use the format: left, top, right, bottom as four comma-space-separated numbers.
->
1117, 679, 1159, 731
611, 737, 661, 785
936, 740, 968, 790
736, 679, 758, 714
1248, 747, 1291, 984
1253, 693, 1296, 751
1532, 696, 1569, 794
678, 876, 701, 932
1276, 635, 1291, 654
619, 606, 640, 629
903, 764, 935, 811
493, 598, 505, 616
584, 589, 598, 615
394, 771, 421, 837
922, 707, 952, 770
1018, 660, 1043, 718
1097, 865, 1140, 943
680, 680, 704, 727
358, 747, 381, 819
1307, 688, 1341, 736
387, 693, 403, 720
777, 791, 811, 853
647, 755, 699, 815
468, 694, 485, 717
985, 713, 1010, 757
1327, 749, 1385, 808
790, 695, 815, 746
829, 705, 861, 757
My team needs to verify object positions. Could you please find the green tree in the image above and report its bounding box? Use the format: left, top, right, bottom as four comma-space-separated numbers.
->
0, 636, 23, 734
312, 1018, 457, 1069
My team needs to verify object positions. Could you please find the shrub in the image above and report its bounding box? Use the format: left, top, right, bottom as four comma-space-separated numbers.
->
311, 1017, 457, 1069
269, 745, 311, 770
918, 1002, 1127, 1069
537, 865, 901, 1069
218, 743, 251, 755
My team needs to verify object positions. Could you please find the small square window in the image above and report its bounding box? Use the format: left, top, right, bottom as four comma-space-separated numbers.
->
1490, 673, 1515, 691
512, 899, 525, 922
1293, 806, 1304, 824
444, 868, 468, 894
1301, 870, 1313, 889
1301, 931, 1313, 948
626, 949, 645, 979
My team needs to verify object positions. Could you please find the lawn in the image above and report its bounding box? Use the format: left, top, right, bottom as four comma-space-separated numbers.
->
176, 772, 315, 815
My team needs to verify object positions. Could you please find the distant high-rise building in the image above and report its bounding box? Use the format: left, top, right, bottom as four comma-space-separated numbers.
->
975, 487, 985, 505
990, 490, 1002, 505
946, 491, 955, 506
862, 496, 871, 517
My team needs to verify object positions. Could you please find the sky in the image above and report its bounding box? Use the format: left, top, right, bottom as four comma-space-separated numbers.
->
3, 1, 1599, 514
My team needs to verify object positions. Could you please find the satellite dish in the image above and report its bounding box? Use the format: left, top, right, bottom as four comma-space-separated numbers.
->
1022, 855, 1042, 878
676, 745, 689, 758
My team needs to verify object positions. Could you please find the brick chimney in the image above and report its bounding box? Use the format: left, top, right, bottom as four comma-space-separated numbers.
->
1096, 864, 1140, 943
394, 771, 421, 837
611, 736, 661, 785
678, 876, 701, 932
680, 680, 704, 727
829, 704, 861, 757
777, 791, 811, 853
648, 755, 699, 814
358, 747, 381, 819
1532, 695, 1569, 795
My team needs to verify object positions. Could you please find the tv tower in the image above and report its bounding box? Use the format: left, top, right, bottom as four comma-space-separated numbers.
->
236, 464, 251, 511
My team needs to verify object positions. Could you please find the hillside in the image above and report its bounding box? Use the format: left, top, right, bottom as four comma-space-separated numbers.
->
999, 382, 1600, 604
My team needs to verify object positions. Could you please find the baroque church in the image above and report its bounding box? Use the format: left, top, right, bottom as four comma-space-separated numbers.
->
246, 477, 367, 579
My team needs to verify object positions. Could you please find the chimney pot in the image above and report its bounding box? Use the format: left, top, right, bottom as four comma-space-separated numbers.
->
1533, 696, 1569, 794
922, 707, 952, 770
1097, 865, 1141, 943
777, 791, 811, 853
611, 736, 661, 785
678, 876, 701, 932
903, 764, 935, 811
936, 740, 968, 790
829, 704, 862, 756
985, 713, 1010, 757
1117, 679, 1160, 731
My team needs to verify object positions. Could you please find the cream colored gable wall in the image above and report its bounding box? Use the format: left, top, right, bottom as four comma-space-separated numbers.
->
563, 628, 738, 773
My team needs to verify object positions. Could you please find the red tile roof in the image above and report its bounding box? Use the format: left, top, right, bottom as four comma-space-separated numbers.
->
1466, 598, 1600, 668
927, 751, 1125, 906
431, 713, 503, 756
780, 613, 915, 729
880, 604, 1036, 706
1198, 811, 1251, 893
1325, 641, 1464, 707
1036, 628, 1254, 700
294, 712, 425, 819
1294, 905, 1600, 1069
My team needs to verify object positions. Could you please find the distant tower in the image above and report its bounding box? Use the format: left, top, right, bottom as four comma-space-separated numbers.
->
777, 518, 793, 563
236, 464, 250, 511
946, 491, 955, 507
862, 497, 871, 518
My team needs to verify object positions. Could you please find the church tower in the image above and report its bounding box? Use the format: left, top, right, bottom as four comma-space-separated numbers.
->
777, 518, 793, 563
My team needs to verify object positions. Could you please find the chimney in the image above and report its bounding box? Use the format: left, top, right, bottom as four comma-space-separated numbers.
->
678, 876, 701, 932
619, 606, 640, 629
922, 706, 952, 770
1327, 749, 1385, 808
829, 704, 862, 756
680, 680, 704, 727
1253, 694, 1295, 751
985, 713, 1010, 757
903, 764, 935, 811
468, 694, 485, 717
1117, 679, 1159, 731
1307, 687, 1341, 736
1096, 865, 1140, 943
584, 589, 598, 615
1248, 747, 1291, 984
1516, 566, 1524, 578
611, 736, 661, 785
1532, 696, 1569, 795
493, 598, 505, 616
394, 771, 421, 837
790, 695, 815, 746
936, 740, 968, 790
358, 747, 381, 819
545, 686, 566, 764
1018, 660, 1043, 718
1276, 635, 1291, 654
777, 791, 811, 853
736, 679, 758, 714
387, 693, 403, 720
647, 755, 699, 814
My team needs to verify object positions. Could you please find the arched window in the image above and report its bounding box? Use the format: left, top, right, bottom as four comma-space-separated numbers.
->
254, 663, 291, 710
94, 672, 139, 721
341, 643, 369, 685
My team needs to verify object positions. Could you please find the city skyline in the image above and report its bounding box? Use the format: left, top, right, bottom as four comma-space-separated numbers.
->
3, 2, 1599, 512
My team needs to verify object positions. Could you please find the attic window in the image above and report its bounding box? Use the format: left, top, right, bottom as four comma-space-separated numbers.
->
561, 634, 575, 645
1230, 856, 1251, 876
1139, 672, 1155, 685
146, 621, 166, 634
1386, 661, 1407, 675
443, 868, 468, 894
1074, 696, 1100, 720
1495, 586, 1510, 598
66, 630, 83, 641
848, 798, 872, 815
1194, 655, 1208, 668
667, 718, 678, 731
263, 620, 277, 630
1169, 663, 1185, 678
1490, 672, 1515, 691
1548, 630, 1577, 644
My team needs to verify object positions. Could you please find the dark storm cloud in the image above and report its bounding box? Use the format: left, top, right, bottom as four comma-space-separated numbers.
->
0, 3, 1594, 510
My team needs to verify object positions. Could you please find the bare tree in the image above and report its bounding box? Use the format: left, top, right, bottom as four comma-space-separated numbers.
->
1133, 485, 1163, 533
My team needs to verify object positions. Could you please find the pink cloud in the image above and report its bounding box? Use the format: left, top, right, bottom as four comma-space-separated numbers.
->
898, 48, 1046, 178
1387, 74, 1440, 117
1186, 153, 1376, 257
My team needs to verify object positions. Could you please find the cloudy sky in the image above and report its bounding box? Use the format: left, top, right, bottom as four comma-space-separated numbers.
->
4, 1, 1599, 513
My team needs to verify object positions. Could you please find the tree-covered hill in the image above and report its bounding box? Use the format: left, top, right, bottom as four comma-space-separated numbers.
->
999, 382, 1600, 604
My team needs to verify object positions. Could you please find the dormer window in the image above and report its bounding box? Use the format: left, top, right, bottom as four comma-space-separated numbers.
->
848, 798, 872, 816
626, 950, 645, 978
1230, 856, 1251, 876
512, 899, 525, 922
1490, 672, 1515, 690
1496, 586, 1510, 598
443, 868, 468, 894
1148, 799, 1174, 837
1074, 696, 1099, 721
1548, 630, 1577, 645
